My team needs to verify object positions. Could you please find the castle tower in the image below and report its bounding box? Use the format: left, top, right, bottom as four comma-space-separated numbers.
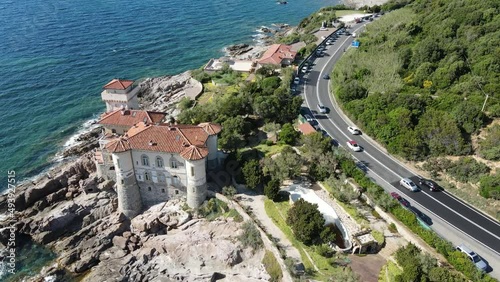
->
110, 140, 143, 218
101, 78, 140, 112
198, 123, 222, 169
183, 146, 208, 209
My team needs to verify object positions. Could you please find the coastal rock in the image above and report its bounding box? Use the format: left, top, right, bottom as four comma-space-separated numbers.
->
226, 44, 253, 56
137, 71, 202, 118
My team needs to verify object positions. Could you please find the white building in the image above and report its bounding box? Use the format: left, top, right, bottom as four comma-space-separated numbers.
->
101, 78, 140, 112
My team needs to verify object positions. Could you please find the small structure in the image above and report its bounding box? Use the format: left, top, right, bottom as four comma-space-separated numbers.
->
257, 44, 297, 67
204, 57, 256, 73
351, 230, 378, 254
298, 122, 316, 135
101, 78, 140, 112
351, 41, 360, 48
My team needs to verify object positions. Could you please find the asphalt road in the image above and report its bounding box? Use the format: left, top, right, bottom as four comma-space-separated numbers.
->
298, 20, 500, 274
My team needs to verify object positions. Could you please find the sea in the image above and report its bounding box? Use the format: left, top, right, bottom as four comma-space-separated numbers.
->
0, 0, 340, 279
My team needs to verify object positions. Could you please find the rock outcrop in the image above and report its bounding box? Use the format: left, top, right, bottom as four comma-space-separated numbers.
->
137, 71, 202, 118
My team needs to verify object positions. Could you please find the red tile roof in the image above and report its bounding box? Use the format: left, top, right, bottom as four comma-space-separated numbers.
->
298, 123, 316, 135
105, 122, 220, 161
198, 122, 222, 135
103, 79, 134, 90
258, 44, 297, 65
99, 109, 167, 127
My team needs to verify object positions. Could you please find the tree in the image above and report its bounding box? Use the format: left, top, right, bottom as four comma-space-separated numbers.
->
264, 177, 281, 201
242, 159, 263, 189
301, 132, 332, 162
273, 146, 303, 180
286, 198, 325, 245
219, 116, 248, 151
177, 97, 194, 110
278, 123, 300, 145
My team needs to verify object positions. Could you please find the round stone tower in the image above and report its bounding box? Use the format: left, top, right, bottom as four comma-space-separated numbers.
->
185, 158, 207, 209
113, 150, 142, 218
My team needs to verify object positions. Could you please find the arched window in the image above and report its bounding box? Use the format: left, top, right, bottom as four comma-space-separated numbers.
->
141, 155, 149, 166
172, 175, 179, 185
156, 156, 164, 168
145, 171, 150, 181
158, 173, 166, 183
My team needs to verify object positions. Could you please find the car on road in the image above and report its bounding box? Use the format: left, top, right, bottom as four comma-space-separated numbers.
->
301, 66, 308, 73
409, 206, 432, 225
293, 77, 300, 84
304, 114, 314, 122
400, 178, 419, 192
456, 244, 488, 272
322, 74, 330, 79
346, 140, 361, 152
390, 192, 410, 208
318, 104, 327, 114
347, 126, 361, 135
352, 32, 356, 37
417, 177, 439, 191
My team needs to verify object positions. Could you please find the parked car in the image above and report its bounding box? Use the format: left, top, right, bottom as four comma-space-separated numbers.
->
322, 74, 330, 79
456, 244, 488, 272
390, 192, 410, 208
409, 206, 432, 225
346, 140, 361, 152
301, 66, 308, 73
304, 114, 314, 122
318, 104, 327, 114
400, 178, 419, 192
347, 126, 361, 135
293, 77, 300, 84
418, 177, 439, 191
352, 32, 356, 37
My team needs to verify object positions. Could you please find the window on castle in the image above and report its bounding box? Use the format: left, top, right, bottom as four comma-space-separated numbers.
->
142, 155, 149, 166
111, 129, 116, 134
145, 172, 150, 181
156, 157, 164, 168
158, 173, 166, 183
171, 160, 178, 169
121, 179, 124, 184
175, 190, 179, 195
148, 187, 152, 191
109, 166, 115, 171
161, 189, 165, 193
191, 166, 195, 177
173, 175, 179, 185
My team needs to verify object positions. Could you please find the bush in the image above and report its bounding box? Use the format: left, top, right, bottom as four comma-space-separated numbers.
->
315, 244, 335, 258
238, 221, 263, 251
479, 174, 500, 200
264, 177, 281, 201
286, 199, 325, 245
371, 230, 385, 245
222, 185, 237, 198
388, 222, 398, 233
447, 157, 490, 183
262, 250, 283, 282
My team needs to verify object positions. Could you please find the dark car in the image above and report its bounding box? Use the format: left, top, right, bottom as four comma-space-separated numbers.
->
323, 74, 330, 80
409, 206, 433, 225
418, 177, 439, 191
390, 192, 411, 208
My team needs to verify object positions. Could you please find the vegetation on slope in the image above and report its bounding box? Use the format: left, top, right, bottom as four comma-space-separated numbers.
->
331, 0, 500, 198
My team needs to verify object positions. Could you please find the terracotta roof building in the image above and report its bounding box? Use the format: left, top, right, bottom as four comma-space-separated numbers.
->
101, 78, 140, 112
258, 44, 297, 66
99, 109, 167, 135
298, 122, 317, 135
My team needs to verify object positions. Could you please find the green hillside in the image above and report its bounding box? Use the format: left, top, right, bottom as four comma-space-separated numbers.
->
332, 0, 500, 200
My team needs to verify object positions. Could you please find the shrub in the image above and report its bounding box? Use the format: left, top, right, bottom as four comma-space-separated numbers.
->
286, 199, 325, 245
238, 221, 263, 251
264, 177, 281, 201
315, 244, 335, 258
447, 157, 490, 183
371, 209, 381, 219
222, 185, 237, 198
262, 250, 283, 282
388, 222, 398, 233
371, 230, 385, 246
479, 174, 500, 200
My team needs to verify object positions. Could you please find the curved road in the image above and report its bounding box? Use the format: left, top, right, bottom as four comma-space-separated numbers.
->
299, 20, 500, 275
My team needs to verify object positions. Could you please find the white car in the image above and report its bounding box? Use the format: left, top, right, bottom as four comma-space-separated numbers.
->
352, 32, 356, 37
456, 244, 488, 272
293, 77, 300, 84
346, 140, 361, 152
400, 178, 419, 192
347, 126, 361, 135
301, 66, 308, 73
318, 104, 327, 114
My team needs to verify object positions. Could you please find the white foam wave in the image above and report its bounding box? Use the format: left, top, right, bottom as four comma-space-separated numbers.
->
52, 116, 100, 162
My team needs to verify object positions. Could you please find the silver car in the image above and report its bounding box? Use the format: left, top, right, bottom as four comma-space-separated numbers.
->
400, 178, 419, 192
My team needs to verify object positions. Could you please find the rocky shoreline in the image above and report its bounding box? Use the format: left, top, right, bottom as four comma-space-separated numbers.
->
0, 70, 270, 281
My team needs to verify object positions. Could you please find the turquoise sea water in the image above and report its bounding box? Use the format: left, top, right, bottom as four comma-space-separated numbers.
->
1, 0, 341, 279
0, 0, 340, 192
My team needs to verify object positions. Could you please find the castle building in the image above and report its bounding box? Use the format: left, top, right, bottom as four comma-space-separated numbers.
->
94, 79, 222, 218
101, 78, 140, 112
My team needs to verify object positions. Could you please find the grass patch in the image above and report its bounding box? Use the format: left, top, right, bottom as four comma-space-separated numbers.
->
371, 230, 385, 246
264, 199, 345, 280
262, 250, 283, 282
336, 10, 364, 17
253, 143, 286, 157
225, 209, 243, 222
378, 260, 403, 282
